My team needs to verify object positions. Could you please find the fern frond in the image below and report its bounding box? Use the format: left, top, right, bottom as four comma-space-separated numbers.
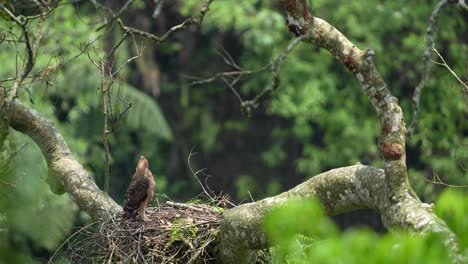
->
117, 84, 173, 141
41, 62, 173, 140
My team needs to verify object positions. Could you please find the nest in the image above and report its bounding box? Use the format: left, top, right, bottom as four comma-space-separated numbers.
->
64, 201, 223, 264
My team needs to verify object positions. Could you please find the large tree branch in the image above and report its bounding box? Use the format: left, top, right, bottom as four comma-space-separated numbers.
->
306, 17, 413, 198
216, 2, 462, 262
219, 165, 460, 263
7, 100, 121, 220
282, 1, 418, 200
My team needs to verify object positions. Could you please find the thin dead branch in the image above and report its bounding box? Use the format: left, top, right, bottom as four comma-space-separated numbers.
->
424, 171, 468, 188
408, 0, 465, 137
430, 46, 468, 93
187, 147, 216, 202
113, 0, 213, 48
95, 0, 135, 32
191, 34, 306, 118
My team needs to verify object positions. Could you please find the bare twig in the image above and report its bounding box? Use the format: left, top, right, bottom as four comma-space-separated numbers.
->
115, 0, 214, 46
192, 34, 306, 117
189, 67, 268, 86
409, 0, 448, 137
0, 3, 26, 25
217, 47, 244, 71
424, 171, 468, 188
24, 0, 58, 20
240, 35, 307, 117
111, 37, 143, 77
187, 147, 216, 202
0, 4, 46, 101
430, 46, 468, 93
221, 77, 243, 103
95, 0, 135, 32
247, 191, 255, 202
100, 63, 111, 194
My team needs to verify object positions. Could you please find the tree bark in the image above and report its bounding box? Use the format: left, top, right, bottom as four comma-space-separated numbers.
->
219, 165, 460, 263
7, 100, 121, 220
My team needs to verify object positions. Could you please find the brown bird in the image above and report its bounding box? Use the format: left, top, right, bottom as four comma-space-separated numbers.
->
123, 156, 155, 221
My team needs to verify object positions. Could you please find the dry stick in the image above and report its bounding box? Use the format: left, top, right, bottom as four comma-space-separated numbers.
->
115, 0, 214, 45
187, 148, 216, 201
240, 34, 307, 116
1, 2, 47, 100
409, 0, 448, 137
431, 46, 468, 93
192, 34, 306, 118
112, 54, 141, 77
25, 1, 57, 20
9, 26, 32, 99
137, 231, 149, 264
106, 242, 115, 264
247, 191, 255, 202
95, 0, 135, 32
189, 67, 268, 86
217, 47, 245, 71
53, 36, 102, 73
424, 171, 468, 188
99, 26, 140, 195
0, 3, 26, 25
100, 63, 111, 194
221, 77, 243, 103
166, 201, 212, 213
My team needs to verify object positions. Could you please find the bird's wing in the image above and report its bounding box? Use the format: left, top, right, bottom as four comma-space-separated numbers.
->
123, 174, 150, 213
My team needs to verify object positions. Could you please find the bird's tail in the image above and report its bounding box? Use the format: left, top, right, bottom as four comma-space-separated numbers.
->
122, 206, 138, 219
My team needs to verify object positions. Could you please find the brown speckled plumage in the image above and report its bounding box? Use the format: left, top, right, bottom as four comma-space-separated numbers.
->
123, 156, 155, 221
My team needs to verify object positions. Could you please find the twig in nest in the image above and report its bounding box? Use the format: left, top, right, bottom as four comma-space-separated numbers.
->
187, 147, 216, 202
63, 202, 224, 263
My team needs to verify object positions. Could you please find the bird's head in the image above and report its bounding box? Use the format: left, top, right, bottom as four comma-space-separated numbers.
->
136, 156, 149, 172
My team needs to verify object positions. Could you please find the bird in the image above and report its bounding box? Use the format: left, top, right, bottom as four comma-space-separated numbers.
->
123, 156, 155, 221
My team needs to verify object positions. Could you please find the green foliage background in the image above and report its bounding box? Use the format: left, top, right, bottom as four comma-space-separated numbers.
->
0, 0, 466, 262
264, 189, 467, 263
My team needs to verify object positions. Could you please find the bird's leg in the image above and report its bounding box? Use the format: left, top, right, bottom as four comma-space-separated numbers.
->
141, 211, 150, 222
139, 206, 150, 222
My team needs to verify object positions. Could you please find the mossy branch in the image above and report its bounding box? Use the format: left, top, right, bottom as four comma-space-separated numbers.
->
7, 100, 121, 220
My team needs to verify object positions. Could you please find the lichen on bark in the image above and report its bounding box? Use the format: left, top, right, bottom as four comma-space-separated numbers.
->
7, 101, 121, 220
216, 3, 462, 262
